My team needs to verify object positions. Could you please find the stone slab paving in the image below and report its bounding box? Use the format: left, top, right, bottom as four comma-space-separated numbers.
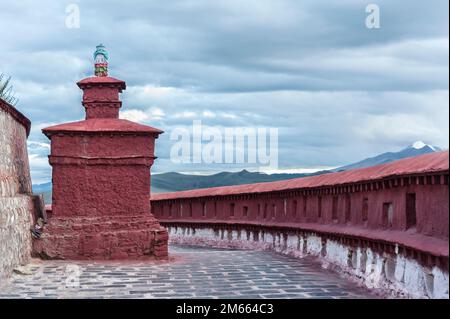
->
0, 245, 377, 299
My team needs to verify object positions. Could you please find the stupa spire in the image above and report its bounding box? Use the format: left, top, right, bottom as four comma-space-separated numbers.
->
93, 44, 109, 77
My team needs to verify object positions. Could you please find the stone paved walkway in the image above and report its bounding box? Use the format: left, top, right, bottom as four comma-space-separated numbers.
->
0, 245, 377, 299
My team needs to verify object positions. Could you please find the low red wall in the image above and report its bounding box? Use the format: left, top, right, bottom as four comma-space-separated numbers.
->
151, 165, 449, 268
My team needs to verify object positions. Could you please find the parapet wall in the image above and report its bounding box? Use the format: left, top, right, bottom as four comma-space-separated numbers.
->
0, 99, 34, 279
151, 152, 449, 298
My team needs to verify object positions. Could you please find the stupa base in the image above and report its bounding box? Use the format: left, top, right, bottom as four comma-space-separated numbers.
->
32, 215, 168, 260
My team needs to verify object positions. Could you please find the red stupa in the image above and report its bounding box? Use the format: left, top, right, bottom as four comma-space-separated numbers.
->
34, 45, 168, 259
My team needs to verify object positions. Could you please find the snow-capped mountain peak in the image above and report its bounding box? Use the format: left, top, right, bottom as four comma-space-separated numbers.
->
411, 141, 441, 151
412, 141, 427, 149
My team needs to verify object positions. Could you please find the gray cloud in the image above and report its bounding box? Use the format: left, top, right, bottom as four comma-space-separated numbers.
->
0, 0, 448, 183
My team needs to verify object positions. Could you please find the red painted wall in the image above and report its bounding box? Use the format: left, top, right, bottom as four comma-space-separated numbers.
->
49, 134, 155, 159
153, 182, 449, 238
152, 167, 449, 260
51, 164, 151, 217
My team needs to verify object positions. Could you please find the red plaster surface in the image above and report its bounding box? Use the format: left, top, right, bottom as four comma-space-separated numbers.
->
34, 75, 168, 260
43, 118, 162, 135
81, 86, 121, 101
77, 76, 126, 90
85, 105, 121, 119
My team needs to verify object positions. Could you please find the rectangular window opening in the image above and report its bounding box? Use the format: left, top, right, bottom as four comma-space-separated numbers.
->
292, 200, 298, 218
382, 202, 394, 228
362, 198, 369, 222
406, 193, 417, 229
230, 203, 235, 217
345, 194, 351, 223
318, 196, 322, 219
243, 206, 248, 218
303, 197, 307, 217
202, 202, 206, 217
332, 196, 339, 221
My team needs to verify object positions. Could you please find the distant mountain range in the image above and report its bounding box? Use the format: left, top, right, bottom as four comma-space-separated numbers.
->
151, 170, 322, 193
331, 141, 442, 172
33, 141, 443, 203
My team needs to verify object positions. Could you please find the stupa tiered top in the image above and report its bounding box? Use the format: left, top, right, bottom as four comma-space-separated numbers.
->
44, 45, 161, 127
35, 45, 168, 260
94, 44, 109, 77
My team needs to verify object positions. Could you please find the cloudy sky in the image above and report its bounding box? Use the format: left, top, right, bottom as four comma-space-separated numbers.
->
0, 0, 448, 184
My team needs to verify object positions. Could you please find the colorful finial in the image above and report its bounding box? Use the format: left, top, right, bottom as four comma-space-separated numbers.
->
93, 44, 109, 77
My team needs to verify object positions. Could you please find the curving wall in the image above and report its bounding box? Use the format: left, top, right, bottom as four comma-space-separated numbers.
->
0, 99, 35, 278
151, 152, 449, 298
